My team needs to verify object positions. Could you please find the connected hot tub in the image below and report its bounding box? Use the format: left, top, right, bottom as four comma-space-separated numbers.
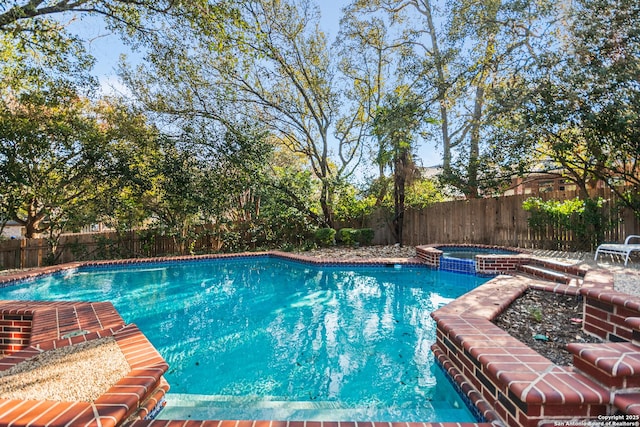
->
416, 244, 529, 275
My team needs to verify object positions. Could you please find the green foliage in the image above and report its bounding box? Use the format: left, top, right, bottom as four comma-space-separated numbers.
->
216, 227, 245, 254
279, 242, 296, 252
205, 152, 318, 254
373, 91, 423, 171
91, 234, 132, 260
333, 184, 376, 225
215, 216, 314, 254
337, 227, 375, 246
118, 0, 362, 229
210, 151, 319, 253
405, 179, 446, 208
522, 197, 614, 250
0, 19, 96, 91
10, 0, 639, 256
0, 79, 110, 239
523, 198, 586, 224
350, 0, 557, 198
365, 176, 445, 210
338, 228, 357, 246
265, 209, 315, 248
529, 308, 543, 323
358, 228, 375, 246
490, 0, 640, 214
260, 164, 320, 246
314, 228, 336, 247
372, 91, 426, 245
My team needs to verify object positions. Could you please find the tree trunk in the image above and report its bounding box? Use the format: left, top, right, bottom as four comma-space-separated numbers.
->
467, 83, 484, 198
22, 198, 45, 239
393, 152, 408, 246
466, 31, 496, 198
319, 179, 334, 229
25, 222, 38, 239
423, 0, 452, 170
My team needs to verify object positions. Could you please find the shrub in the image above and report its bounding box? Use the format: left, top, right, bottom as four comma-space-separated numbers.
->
522, 196, 613, 251
337, 228, 375, 246
338, 228, 357, 246
279, 242, 295, 252
333, 184, 376, 224
314, 228, 336, 247
218, 229, 244, 253
358, 228, 375, 246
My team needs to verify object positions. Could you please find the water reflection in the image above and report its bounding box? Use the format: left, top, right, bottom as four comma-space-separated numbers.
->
0, 258, 488, 411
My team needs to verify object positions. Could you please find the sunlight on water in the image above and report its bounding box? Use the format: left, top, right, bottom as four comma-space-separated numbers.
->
0, 258, 489, 422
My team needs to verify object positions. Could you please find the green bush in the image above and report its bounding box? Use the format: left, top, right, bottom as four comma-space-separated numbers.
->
338, 228, 357, 246
218, 229, 244, 253
522, 196, 613, 251
358, 228, 375, 246
337, 228, 375, 246
279, 242, 295, 252
314, 228, 336, 247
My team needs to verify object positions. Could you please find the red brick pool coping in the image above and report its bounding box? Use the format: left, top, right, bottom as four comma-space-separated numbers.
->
0, 251, 638, 426
0, 302, 168, 426
431, 269, 640, 426
126, 422, 485, 427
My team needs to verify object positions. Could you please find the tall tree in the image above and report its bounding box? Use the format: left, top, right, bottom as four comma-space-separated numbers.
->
0, 1, 229, 37
0, 0, 237, 94
490, 0, 640, 214
122, 0, 365, 228
336, 6, 401, 202
0, 82, 108, 239
349, 0, 555, 198
373, 91, 424, 245
347, 0, 457, 178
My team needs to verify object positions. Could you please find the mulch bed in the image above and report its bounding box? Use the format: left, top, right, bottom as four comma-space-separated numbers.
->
493, 289, 601, 366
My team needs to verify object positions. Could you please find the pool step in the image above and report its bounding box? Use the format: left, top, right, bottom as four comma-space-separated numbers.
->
157, 394, 472, 422
517, 259, 586, 286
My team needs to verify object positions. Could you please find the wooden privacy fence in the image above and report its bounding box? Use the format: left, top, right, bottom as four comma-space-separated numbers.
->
2, 187, 639, 270
369, 188, 640, 249
0, 226, 222, 270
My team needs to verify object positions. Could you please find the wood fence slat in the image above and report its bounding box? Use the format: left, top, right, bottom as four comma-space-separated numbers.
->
0, 226, 224, 270
2, 189, 639, 270
368, 189, 639, 248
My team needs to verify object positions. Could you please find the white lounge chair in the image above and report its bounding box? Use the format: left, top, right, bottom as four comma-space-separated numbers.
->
594, 235, 640, 265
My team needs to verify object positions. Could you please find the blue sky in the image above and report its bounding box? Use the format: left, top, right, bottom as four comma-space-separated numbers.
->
69, 1, 441, 169
72, 2, 349, 81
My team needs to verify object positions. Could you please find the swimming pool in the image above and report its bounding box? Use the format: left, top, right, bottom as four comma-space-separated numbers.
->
0, 256, 489, 422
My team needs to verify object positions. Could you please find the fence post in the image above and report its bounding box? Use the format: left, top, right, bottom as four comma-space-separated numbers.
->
20, 239, 26, 269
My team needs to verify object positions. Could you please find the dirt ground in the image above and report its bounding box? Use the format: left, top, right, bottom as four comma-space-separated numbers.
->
492, 289, 601, 366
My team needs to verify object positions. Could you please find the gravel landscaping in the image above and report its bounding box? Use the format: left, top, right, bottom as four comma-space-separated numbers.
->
0, 337, 129, 402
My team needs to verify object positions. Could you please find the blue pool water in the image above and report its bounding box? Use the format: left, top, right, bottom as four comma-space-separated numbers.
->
0, 257, 490, 422
440, 246, 519, 260
438, 246, 520, 274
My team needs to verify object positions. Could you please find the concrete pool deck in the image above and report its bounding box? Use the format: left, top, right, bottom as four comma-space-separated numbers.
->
0, 250, 638, 426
